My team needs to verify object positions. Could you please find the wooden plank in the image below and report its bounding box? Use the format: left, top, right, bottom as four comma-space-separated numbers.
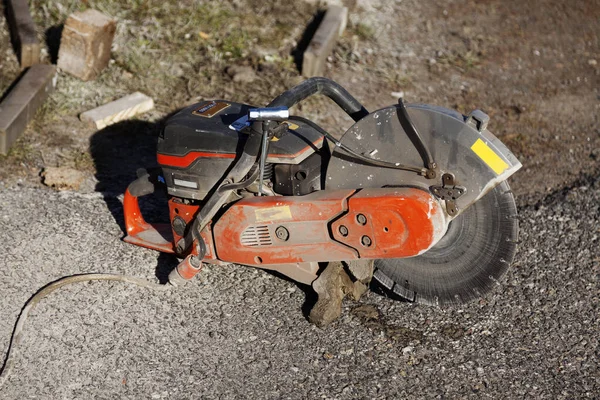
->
302, 6, 348, 77
79, 92, 154, 129
57, 9, 116, 81
0, 65, 56, 155
5, 0, 41, 67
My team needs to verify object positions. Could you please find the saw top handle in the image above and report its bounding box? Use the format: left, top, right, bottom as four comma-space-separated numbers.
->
268, 77, 369, 122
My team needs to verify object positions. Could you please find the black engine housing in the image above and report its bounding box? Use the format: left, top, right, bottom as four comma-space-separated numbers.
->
157, 100, 326, 200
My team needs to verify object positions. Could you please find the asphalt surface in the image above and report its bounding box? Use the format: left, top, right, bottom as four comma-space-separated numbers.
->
0, 175, 598, 399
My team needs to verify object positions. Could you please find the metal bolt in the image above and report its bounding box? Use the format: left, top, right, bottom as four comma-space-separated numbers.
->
356, 214, 367, 225
275, 226, 289, 241
361, 235, 372, 247
339, 225, 349, 237
172, 216, 187, 236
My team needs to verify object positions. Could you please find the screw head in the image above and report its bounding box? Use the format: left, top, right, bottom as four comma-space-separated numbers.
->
356, 214, 367, 225
275, 226, 289, 241
361, 235, 372, 247
172, 216, 187, 236
339, 225, 349, 237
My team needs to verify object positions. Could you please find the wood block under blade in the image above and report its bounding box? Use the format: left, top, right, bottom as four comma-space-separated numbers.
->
0, 64, 57, 155
5, 0, 41, 67
79, 92, 154, 129
302, 5, 348, 77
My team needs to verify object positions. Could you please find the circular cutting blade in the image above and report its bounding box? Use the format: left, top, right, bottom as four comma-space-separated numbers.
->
325, 103, 520, 305
372, 180, 518, 305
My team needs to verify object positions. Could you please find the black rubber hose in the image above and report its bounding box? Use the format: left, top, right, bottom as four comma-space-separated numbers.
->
178, 128, 265, 253
268, 77, 369, 122
218, 165, 260, 192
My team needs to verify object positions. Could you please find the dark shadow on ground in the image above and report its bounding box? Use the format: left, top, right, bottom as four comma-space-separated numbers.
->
45, 24, 63, 64
259, 268, 317, 320
0, 68, 26, 103
291, 9, 325, 74
89, 117, 179, 283
2, 0, 21, 65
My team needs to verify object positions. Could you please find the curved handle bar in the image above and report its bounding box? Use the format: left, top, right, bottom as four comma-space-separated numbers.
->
267, 77, 369, 122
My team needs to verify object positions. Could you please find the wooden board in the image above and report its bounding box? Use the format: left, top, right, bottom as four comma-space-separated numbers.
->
5, 0, 41, 67
302, 6, 348, 77
79, 92, 154, 129
0, 65, 56, 155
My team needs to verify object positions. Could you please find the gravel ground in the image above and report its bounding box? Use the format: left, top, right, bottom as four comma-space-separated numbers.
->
0, 176, 598, 398
1, 0, 599, 398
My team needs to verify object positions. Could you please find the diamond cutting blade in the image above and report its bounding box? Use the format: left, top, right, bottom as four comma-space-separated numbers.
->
372, 180, 518, 305
325, 103, 519, 304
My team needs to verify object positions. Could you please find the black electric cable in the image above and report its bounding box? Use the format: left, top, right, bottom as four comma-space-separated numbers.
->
0, 274, 169, 389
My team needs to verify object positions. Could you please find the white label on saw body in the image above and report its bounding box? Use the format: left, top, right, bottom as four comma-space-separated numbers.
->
173, 179, 198, 189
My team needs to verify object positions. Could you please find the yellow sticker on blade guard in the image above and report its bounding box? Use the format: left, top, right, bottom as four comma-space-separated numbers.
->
471, 138, 509, 175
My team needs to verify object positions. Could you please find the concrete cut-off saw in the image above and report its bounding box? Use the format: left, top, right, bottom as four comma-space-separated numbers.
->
0, 77, 523, 387
124, 77, 521, 310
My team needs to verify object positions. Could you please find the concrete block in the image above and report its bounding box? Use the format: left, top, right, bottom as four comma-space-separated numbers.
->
302, 6, 348, 77
57, 9, 116, 81
5, 0, 41, 67
80, 92, 154, 130
0, 64, 56, 155
42, 167, 86, 190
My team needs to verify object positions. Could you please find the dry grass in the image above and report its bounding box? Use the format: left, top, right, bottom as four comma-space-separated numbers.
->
352, 22, 375, 41
28, 0, 319, 112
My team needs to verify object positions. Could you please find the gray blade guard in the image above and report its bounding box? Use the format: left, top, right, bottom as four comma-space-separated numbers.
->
326, 103, 522, 219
